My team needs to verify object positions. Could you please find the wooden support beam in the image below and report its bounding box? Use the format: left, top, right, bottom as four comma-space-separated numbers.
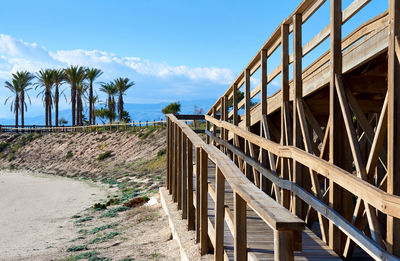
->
274, 230, 294, 261
281, 23, 291, 209
200, 148, 209, 255
214, 167, 225, 261
233, 83, 238, 126
329, 0, 343, 254
387, 0, 400, 256
292, 13, 304, 219
234, 192, 247, 261
195, 147, 201, 243
182, 133, 188, 219
245, 69, 251, 129
187, 138, 195, 230
177, 128, 182, 210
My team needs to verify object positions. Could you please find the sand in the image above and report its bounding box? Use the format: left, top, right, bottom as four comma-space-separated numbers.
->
0, 170, 107, 260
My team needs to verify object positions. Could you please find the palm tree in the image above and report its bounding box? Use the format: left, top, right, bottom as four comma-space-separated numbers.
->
76, 83, 88, 125
114, 77, 135, 122
99, 82, 117, 122
35, 69, 54, 127
4, 78, 22, 129
51, 69, 65, 127
64, 66, 86, 126
86, 68, 103, 125
13, 71, 33, 129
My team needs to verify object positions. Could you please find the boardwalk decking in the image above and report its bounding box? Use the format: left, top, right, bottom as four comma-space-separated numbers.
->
199, 162, 340, 261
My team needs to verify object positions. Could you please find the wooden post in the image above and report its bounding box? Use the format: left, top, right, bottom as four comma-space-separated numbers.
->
139, 121, 141, 128
206, 120, 210, 144
215, 167, 225, 261
260, 48, 269, 193
234, 192, 247, 261
244, 69, 252, 182
172, 123, 177, 202
187, 138, 195, 230
200, 148, 209, 255
177, 128, 182, 210
329, 0, 344, 254
166, 119, 170, 191
292, 13, 305, 219
274, 230, 294, 261
146, 120, 148, 128
280, 23, 291, 209
387, 0, 400, 256
153, 120, 156, 128
233, 83, 238, 126
182, 133, 188, 219
212, 107, 217, 146
195, 146, 201, 243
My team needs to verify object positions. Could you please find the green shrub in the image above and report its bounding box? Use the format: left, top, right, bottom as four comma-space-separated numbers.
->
66, 245, 88, 252
75, 216, 93, 223
72, 251, 99, 260
157, 148, 166, 157
100, 206, 130, 218
97, 150, 113, 161
88, 232, 120, 244
66, 150, 73, 159
89, 224, 116, 234
0, 142, 9, 152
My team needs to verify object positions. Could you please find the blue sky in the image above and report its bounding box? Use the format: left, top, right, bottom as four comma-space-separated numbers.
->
0, 0, 388, 121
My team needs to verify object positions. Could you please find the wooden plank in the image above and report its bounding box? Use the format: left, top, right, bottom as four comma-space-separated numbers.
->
234, 192, 247, 261
215, 167, 225, 261
387, 0, 400, 256
177, 128, 182, 210
233, 83, 238, 126
261, 49, 267, 117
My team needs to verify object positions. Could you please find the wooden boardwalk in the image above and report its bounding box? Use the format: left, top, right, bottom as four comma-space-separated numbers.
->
202, 163, 340, 261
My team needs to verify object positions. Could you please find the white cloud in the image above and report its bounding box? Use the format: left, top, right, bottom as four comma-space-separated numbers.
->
0, 34, 236, 119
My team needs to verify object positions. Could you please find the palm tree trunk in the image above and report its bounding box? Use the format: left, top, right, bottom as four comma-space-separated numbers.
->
55, 85, 59, 127
45, 95, 49, 127
15, 95, 19, 131
72, 83, 76, 127
89, 83, 93, 125
118, 93, 123, 121
21, 91, 25, 129
49, 97, 52, 127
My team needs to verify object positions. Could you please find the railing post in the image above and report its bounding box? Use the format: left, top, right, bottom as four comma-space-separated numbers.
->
234, 192, 247, 261
215, 167, 225, 261
274, 230, 294, 261
146, 120, 148, 128
187, 137, 195, 230
139, 121, 141, 128
387, 0, 400, 256
200, 148, 209, 255
182, 132, 188, 219
167, 118, 171, 191
177, 127, 182, 210
153, 120, 156, 128
172, 123, 177, 201
195, 146, 201, 243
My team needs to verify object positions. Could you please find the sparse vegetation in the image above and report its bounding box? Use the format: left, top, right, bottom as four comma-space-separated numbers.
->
97, 150, 112, 161
100, 206, 130, 218
66, 245, 88, 252
75, 216, 94, 223
89, 224, 117, 235
66, 150, 73, 159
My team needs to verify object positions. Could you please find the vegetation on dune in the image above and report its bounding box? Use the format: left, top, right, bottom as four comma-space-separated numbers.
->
97, 150, 113, 161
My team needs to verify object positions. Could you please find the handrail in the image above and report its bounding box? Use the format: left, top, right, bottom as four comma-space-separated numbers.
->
206, 129, 398, 261
166, 113, 305, 260
206, 115, 400, 218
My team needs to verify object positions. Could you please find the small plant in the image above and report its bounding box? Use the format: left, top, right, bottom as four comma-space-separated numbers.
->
71, 215, 81, 219
100, 206, 130, 218
66, 245, 88, 252
89, 224, 116, 234
150, 252, 159, 259
75, 216, 94, 223
66, 150, 73, 159
72, 251, 99, 260
88, 231, 120, 244
0, 142, 9, 152
93, 203, 107, 210
157, 148, 166, 157
97, 150, 113, 161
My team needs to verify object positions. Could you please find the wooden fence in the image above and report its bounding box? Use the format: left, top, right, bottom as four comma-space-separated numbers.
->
166, 114, 306, 260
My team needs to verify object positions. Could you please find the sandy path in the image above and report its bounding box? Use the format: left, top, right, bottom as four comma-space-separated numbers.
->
0, 171, 107, 260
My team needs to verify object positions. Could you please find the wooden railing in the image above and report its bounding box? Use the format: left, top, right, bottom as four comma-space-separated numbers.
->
202, 0, 400, 259
166, 114, 305, 260
0, 120, 167, 133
